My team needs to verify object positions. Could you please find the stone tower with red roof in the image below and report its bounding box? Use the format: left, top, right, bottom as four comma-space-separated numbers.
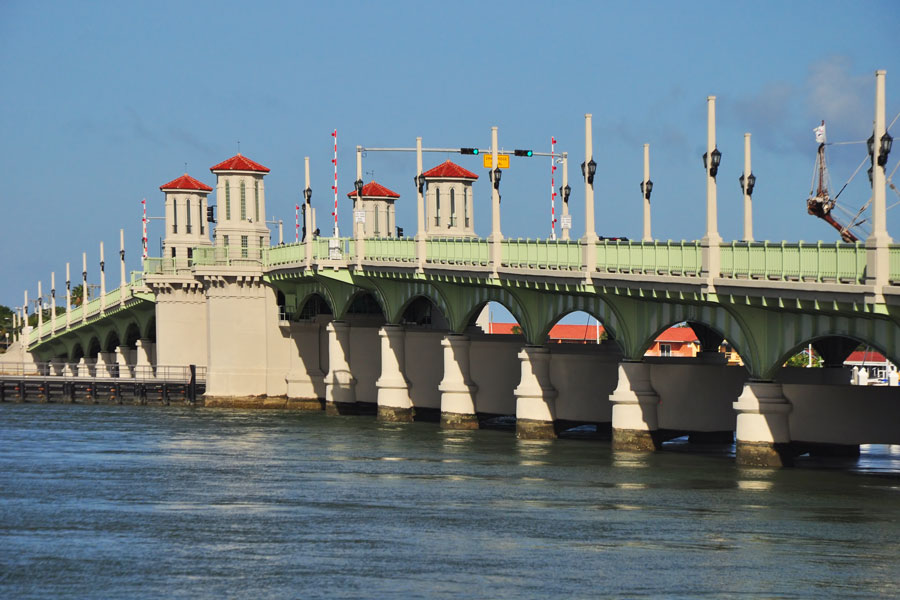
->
210, 154, 271, 259
422, 160, 478, 238
159, 173, 214, 262
346, 182, 400, 238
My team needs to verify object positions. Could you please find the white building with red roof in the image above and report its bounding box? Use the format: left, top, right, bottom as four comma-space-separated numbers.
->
422, 160, 478, 237
159, 173, 214, 263
346, 182, 400, 238
209, 154, 271, 259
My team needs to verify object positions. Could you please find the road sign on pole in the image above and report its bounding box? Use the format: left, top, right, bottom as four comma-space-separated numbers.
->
483, 154, 510, 169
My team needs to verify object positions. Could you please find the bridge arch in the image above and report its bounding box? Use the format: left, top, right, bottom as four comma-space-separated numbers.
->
124, 322, 141, 348
383, 281, 454, 327
86, 336, 102, 359
398, 295, 451, 330
344, 289, 387, 321
70, 343, 85, 363
457, 289, 530, 340
103, 330, 121, 353
534, 294, 628, 352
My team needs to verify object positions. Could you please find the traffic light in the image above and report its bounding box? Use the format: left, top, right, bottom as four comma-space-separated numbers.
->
396, 226, 404, 238
514, 149, 533, 157
460, 147, 479, 155
206, 206, 216, 223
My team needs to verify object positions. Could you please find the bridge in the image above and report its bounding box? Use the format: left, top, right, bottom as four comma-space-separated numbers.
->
4, 72, 898, 468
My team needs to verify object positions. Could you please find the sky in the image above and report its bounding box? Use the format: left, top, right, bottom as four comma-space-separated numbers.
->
1, 0, 899, 310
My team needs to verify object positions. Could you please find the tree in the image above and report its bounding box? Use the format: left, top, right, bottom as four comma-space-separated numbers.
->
71, 284, 84, 307
785, 348, 823, 368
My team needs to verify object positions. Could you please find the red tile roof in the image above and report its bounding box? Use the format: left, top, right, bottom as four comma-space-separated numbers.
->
346, 181, 400, 199
486, 322, 606, 339
210, 154, 270, 173
422, 160, 479, 180
655, 326, 699, 343
845, 350, 887, 363
159, 174, 213, 192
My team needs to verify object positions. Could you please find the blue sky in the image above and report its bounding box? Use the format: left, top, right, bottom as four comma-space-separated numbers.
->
1, 0, 898, 309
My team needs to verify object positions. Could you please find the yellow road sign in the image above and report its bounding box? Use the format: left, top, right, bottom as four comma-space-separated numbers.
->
482, 154, 510, 169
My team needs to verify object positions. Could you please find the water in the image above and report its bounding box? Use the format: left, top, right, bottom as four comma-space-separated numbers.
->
1, 405, 899, 599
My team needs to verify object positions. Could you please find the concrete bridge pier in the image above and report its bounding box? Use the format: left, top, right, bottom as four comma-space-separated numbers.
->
50, 359, 66, 377
439, 334, 478, 429
610, 361, 660, 451
733, 381, 792, 467
285, 320, 326, 410
514, 346, 558, 439
376, 325, 412, 422
116, 346, 133, 378
97, 352, 117, 378
135, 339, 155, 377
66, 362, 78, 378
325, 321, 357, 415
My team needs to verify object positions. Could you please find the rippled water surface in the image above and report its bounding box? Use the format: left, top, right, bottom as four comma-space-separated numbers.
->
1, 404, 899, 599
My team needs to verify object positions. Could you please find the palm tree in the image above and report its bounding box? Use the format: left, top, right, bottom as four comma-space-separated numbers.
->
71, 284, 84, 307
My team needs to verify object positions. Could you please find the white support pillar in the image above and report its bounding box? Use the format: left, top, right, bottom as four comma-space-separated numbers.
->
582, 114, 597, 275
116, 345, 132, 379
354, 146, 365, 264
642, 143, 651, 242
733, 381, 793, 467
77, 356, 90, 379
99, 241, 106, 314
415, 137, 426, 271
119, 229, 126, 297
561, 153, 570, 241
325, 321, 357, 414
37, 281, 43, 340
609, 361, 660, 451
96, 352, 116, 378
866, 69, 892, 298
50, 272, 56, 332
438, 334, 478, 429
376, 325, 412, 422
701, 96, 722, 286
514, 346, 558, 439
489, 126, 502, 272
742, 133, 754, 242
304, 157, 313, 267
65, 263, 71, 330
285, 320, 326, 409
81, 252, 87, 324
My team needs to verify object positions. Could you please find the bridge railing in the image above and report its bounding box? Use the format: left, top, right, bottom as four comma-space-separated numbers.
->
265, 242, 305, 266
190, 246, 263, 268
891, 246, 900, 284
719, 241, 867, 283
596, 240, 702, 276
365, 238, 417, 262
501, 239, 582, 270
426, 237, 490, 266
0, 362, 206, 382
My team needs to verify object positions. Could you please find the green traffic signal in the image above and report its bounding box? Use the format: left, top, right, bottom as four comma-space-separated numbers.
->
514, 149, 533, 157
460, 147, 479, 155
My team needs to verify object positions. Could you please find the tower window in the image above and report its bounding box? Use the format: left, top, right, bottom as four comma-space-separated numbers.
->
241, 235, 248, 258
450, 188, 456, 227
200, 202, 205, 235
225, 182, 231, 220
464, 187, 469, 227
240, 180, 246, 220
186, 198, 192, 234
374, 205, 380, 236
255, 180, 260, 222
435, 188, 440, 226
172, 198, 178, 233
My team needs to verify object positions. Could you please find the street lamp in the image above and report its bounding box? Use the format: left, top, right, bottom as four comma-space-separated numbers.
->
560, 183, 571, 203
491, 168, 501, 189
414, 173, 425, 194
879, 131, 893, 167
702, 147, 722, 178
640, 179, 654, 200
303, 187, 312, 203
739, 172, 756, 196
354, 178, 364, 196
581, 158, 597, 185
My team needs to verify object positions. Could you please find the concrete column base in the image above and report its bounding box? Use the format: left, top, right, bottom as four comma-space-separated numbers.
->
733, 381, 792, 467
517, 418, 556, 440
441, 412, 479, 430
609, 361, 660, 451
514, 346, 557, 441
262, 397, 288, 409
326, 401, 359, 416
736, 441, 793, 467
285, 398, 325, 411
612, 428, 660, 451
377, 405, 414, 423
325, 321, 356, 410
